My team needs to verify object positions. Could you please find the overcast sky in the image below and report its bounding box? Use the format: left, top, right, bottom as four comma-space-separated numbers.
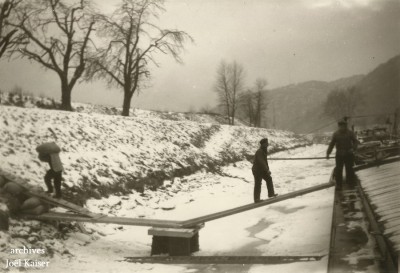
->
0, 0, 398, 112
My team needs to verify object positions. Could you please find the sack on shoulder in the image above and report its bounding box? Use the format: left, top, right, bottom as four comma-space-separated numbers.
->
36, 142, 61, 155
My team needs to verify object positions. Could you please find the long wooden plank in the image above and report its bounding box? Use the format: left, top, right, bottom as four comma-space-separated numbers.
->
180, 182, 334, 227
367, 188, 400, 198
362, 180, 399, 192
374, 202, 400, 213
22, 212, 183, 228
359, 166, 400, 175
370, 193, 400, 205
124, 255, 325, 264
357, 161, 400, 173
356, 157, 400, 173
363, 184, 400, 196
22, 183, 334, 228
358, 173, 400, 184
24, 191, 104, 219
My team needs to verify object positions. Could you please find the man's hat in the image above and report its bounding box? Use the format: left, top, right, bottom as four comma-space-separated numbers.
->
260, 138, 269, 145
338, 119, 347, 126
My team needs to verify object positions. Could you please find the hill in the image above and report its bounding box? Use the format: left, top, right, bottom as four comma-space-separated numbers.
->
355, 55, 400, 123
264, 76, 364, 133
263, 55, 399, 133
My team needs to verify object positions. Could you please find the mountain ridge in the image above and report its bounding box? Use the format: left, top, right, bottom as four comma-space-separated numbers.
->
262, 55, 399, 133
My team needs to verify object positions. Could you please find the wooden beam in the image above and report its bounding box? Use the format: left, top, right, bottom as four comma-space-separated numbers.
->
22, 183, 334, 228
24, 191, 104, 219
22, 212, 183, 228
180, 182, 334, 227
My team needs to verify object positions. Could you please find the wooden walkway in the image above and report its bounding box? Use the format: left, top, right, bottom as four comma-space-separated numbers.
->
328, 159, 399, 273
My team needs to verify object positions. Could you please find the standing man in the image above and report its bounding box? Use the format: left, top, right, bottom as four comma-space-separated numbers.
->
252, 138, 277, 203
326, 119, 358, 190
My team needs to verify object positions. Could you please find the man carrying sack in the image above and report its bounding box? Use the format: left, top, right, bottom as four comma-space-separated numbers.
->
36, 142, 63, 198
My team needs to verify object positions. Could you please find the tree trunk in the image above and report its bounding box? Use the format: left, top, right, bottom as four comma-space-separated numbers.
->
122, 91, 133, 116
60, 80, 72, 111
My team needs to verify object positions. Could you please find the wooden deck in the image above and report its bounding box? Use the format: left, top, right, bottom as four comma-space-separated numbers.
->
357, 161, 400, 256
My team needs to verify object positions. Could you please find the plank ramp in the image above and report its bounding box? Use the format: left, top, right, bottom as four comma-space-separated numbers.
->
24, 212, 183, 228
23, 182, 334, 228
180, 182, 334, 227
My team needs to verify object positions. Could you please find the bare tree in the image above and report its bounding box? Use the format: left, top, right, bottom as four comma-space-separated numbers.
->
87, 0, 192, 117
253, 78, 268, 127
239, 89, 255, 126
215, 61, 232, 122
9, 0, 96, 111
0, 0, 22, 59
230, 61, 244, 125
324, 86, 362, 120
239, 78, 268, 127
214, 60, 245, 125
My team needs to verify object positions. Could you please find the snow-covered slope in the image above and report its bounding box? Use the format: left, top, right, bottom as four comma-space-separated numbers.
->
0, 91, 248, 126
0, 105, 309, 199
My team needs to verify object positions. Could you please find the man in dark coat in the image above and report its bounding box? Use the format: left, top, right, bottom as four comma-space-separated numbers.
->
326, 119, 358, 190
252, 138, 277, 203
36, 143, 63, 198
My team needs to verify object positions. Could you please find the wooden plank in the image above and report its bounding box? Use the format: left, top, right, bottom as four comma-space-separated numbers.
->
358, 173, 400, 185
358, 162, 400, 174
363, 184, 400, 196
375, 206, 400, 215
359, 174, 400, 184
25, 191, 104, 219
374, 202, 400, 213
362, 180, 399, 192
22, 212, 183, 228
384, 213, 400, 225
357, 162, 400, 174
384, 225, 400, 236
180, 182, 334, 227
148, 228, 196, 238
124, 255, 325, 264
357, 163, 400, 175
354, 157, 400, 172
367, 188, 400, 198
369, 192, 399, 204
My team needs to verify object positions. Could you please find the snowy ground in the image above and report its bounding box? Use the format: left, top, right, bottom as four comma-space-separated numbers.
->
3, 144, 336, 273
0, 104, 337, 273
0, 105, 308, 199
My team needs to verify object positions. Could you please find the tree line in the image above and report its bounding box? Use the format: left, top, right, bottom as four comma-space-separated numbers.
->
214, 60, 268, 127
0, 0, 192, 116
324, 86, 362, 121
